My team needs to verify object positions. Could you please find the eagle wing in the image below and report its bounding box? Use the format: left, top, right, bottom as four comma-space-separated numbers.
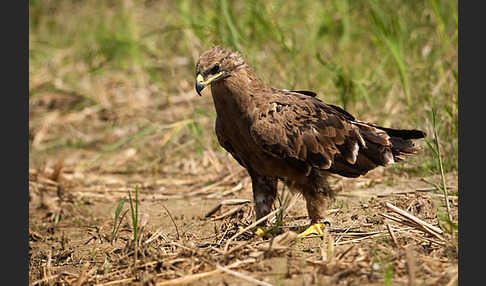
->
249, 91, 394, 177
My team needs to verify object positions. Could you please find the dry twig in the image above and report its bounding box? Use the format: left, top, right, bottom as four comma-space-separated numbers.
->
385, 202, 444, 240
405, 246, 417, 286
211, 205, 245, 221
223, 208, 280, 252
224, 193, 300, 252
162, 205, 180, 240
386, 223, 399, 248
154, 259, 254, 286
216, 264, 273, 286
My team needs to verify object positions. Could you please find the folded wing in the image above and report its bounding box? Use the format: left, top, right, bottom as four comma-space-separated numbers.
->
250, 91, 424, 178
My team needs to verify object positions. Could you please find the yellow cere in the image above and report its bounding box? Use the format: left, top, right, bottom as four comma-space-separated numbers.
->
198, 72, 223, 86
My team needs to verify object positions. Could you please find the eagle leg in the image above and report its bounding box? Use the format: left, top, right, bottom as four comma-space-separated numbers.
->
249, 170, 278, 228
297, 170, 334, 237
297, 223, 325, 237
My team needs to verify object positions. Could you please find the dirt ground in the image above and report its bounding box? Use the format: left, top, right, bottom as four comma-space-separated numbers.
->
29, 153, 458, 285
29, 83, 458, 286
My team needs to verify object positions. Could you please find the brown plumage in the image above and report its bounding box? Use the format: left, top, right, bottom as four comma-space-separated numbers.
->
195, 47, 425, 230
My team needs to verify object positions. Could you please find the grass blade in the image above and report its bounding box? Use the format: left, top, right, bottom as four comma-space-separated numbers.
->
431, 109, 452, 221
111, 197, 127, 243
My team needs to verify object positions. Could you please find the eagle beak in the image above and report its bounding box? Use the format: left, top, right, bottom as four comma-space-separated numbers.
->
195, 72, 225, 96
195, 74, 205, 96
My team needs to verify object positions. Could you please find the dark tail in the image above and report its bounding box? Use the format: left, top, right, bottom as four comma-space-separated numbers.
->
373, 125, 426, 161
372, 125, 426, 140
329, 123, 426, 178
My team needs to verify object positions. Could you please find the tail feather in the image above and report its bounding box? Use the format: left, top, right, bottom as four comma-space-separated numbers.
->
353, 123, 424, 169
372, 124, 426, 139
329, 122, 425, 178
371, 124, 426, 161
388, 135, 423, 161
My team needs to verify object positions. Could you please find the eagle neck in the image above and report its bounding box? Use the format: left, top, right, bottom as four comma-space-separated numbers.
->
210, 69, 260, 120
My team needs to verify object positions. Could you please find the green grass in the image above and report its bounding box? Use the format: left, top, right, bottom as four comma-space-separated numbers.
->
425, 109, 458, 237
110, 197, 128, 244
265, 182, 292, 236
109, 185, 141, 246
383, 263, 394, 286
29, 0, 457, 175
128, 185, 140, 245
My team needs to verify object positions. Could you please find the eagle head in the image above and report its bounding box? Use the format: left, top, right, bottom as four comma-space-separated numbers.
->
195, 47, 245, 96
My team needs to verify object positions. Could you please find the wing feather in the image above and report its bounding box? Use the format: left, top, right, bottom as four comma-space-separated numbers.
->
250, 93, 367, 174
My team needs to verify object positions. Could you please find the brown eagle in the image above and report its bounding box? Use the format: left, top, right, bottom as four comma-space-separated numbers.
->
195, 47, 425, 236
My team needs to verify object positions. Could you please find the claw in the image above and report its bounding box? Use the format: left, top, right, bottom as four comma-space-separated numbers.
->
255, 227, 265, 236
255, 227, 275, 239
297, 223, 325, 237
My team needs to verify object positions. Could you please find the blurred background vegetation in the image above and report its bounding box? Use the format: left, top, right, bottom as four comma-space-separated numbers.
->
29, 0, 457, 177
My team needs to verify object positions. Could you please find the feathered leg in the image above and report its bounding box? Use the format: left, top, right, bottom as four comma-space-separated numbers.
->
297, 170, 334, 237
249, 170, 278, 221
248, 170, 278, 236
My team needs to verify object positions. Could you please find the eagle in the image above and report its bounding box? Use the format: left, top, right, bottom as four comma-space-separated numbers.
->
195, 47, 425, 237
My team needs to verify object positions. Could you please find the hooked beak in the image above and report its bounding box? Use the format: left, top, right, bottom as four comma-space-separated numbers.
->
195, 74, 205, 96
195, 72, 225, 96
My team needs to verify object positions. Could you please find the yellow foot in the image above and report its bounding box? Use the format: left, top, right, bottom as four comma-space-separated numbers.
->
255, 227, 265, 236
236, 226, 270, 238
255, 227, 273, 238
297, 223, 325, 238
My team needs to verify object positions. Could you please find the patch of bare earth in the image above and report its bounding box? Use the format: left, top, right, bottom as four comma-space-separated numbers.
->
29, 156, 457, 285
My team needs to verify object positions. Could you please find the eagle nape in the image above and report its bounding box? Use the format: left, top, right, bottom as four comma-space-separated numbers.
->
195, 47, 426, 239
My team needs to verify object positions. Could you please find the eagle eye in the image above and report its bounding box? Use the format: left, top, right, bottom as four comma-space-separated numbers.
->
209, 64, 220, 74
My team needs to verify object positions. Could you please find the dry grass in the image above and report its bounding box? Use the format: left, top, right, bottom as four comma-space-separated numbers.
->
29, 154, 457, 285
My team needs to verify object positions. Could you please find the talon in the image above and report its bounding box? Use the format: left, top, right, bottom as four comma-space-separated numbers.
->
297, 223, 325, 237
255, 227, 265, 236
255, 227, 274, 239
